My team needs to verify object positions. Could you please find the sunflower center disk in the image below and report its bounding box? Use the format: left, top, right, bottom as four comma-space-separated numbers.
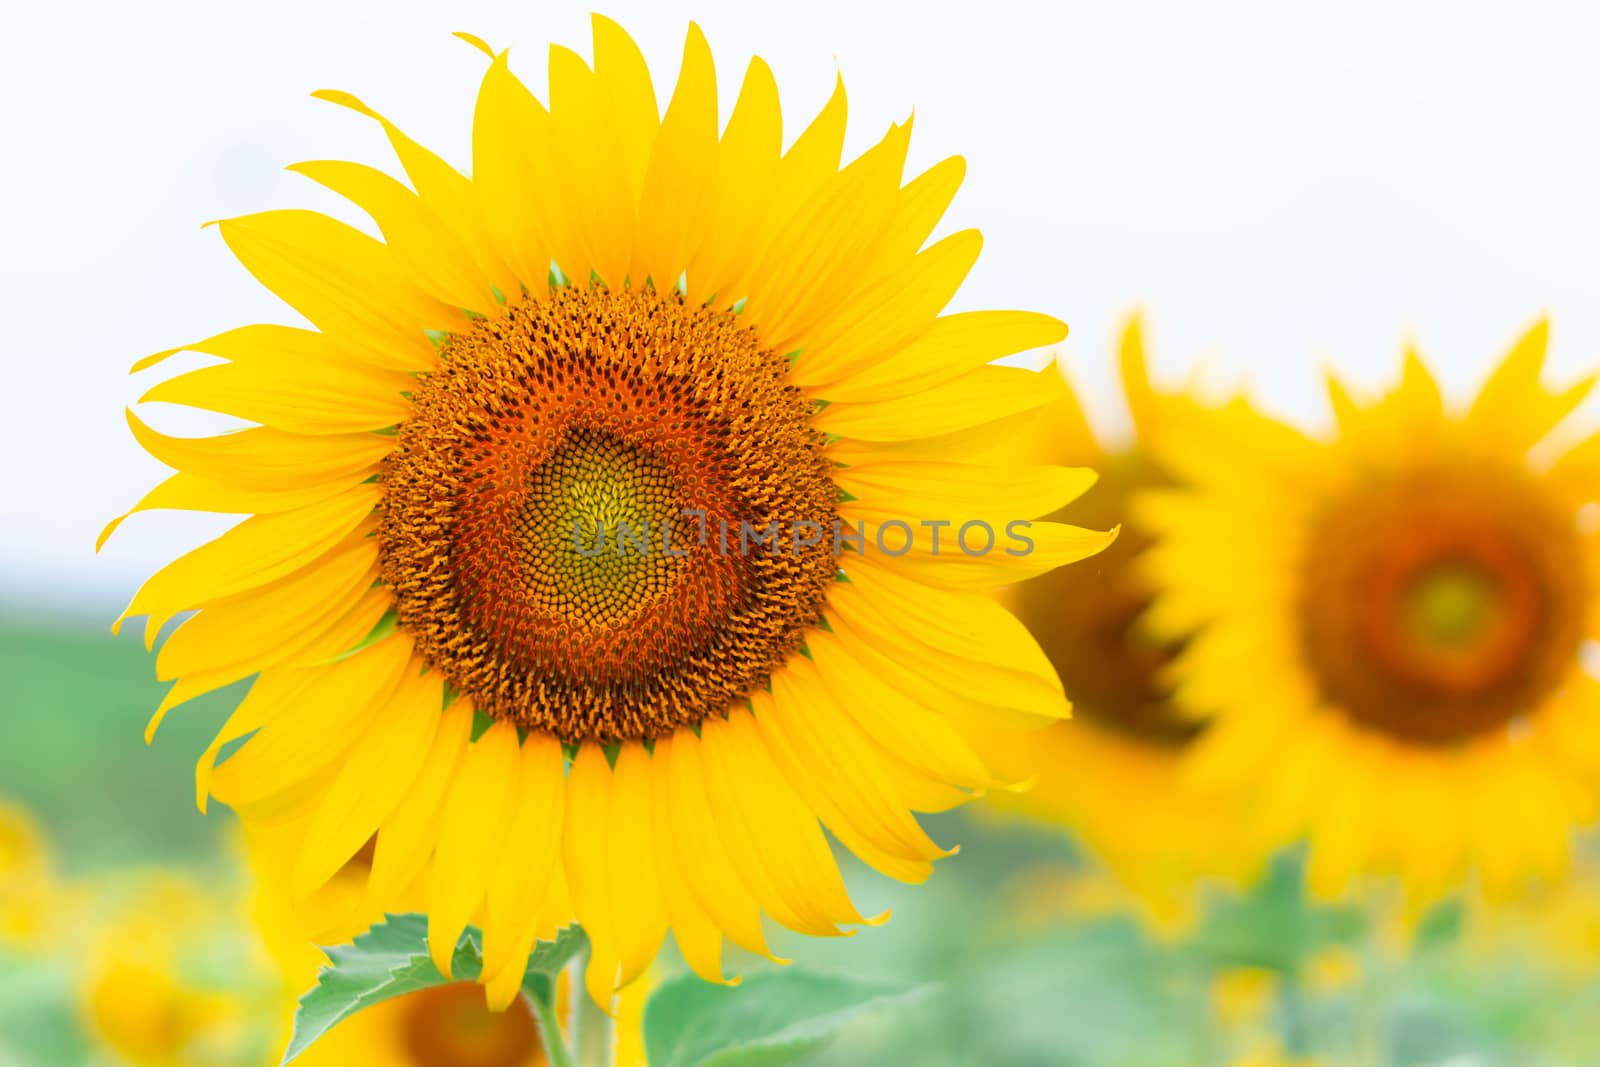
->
1300, 466, 1586, 745
1013, 457, 1199, 747
379, 286, 839, 744
400, 983, 538, 1067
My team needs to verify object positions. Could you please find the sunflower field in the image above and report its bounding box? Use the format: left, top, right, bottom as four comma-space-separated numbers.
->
6, 3, 1600, 1065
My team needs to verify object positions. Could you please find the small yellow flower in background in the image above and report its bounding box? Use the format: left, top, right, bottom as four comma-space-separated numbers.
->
1003, 865, 1137, 927
1227, 1041, 1324, 1067
1211, 965, 1279, 1032
78, 875, 276, 1067
1139, 320, 1600, 909
979, 317, 1266, 930
0, 800, 57, 950
104, 14, 1110, 1011
1301, 946, 1362, 998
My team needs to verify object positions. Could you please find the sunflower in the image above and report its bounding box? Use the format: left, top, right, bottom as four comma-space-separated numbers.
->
105, 17, 1111, 1008
979, 318, 1261, 928
1138, 320, 1600, 906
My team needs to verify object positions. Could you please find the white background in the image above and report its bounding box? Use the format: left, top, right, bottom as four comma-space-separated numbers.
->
5, 0, 1599, 616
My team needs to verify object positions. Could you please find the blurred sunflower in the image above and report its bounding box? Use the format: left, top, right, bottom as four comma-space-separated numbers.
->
981, 318, 1262, 928
78, 875, 277, 1067
105, 16, 1110, 1008
298, 983, 551, 1067
1140, 321, 1600, 906
0, 800, 57, 949
1461, 845, 1600, 978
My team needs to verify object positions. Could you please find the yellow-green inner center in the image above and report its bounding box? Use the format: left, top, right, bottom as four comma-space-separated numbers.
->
517, 426, 687, 630
1403, 562, 1502, 649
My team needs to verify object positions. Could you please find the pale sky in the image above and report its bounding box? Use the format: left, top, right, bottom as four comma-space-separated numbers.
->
6, 0, 1600, 617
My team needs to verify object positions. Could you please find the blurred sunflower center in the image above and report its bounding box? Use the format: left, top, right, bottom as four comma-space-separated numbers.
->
1299, 465, 1586, 744
399, 983, 540, 1067
1014, 457, 1198, 746
379, 285, 839, 744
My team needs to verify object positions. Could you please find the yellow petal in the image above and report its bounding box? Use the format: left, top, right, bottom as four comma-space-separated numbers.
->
429, 720, 523, 978
800, 309, 1066, 404
547, 45, 636, 288
607, 743, 669, 989
133, 323, 415, 432
140, 363, 406, 437
804, 625, 990, 790
215, 210, 454, 371
210, 635, 414, 811
470, 53, 557, 289
868, 154, 966, 276
123, 409, 393, 489
154, 533, 378, 680
765, 663, 954, 862
655, 731, 776, 961
634, 23, 717, 286
114, 486, 379, 644
816, 363, 1064, 443
794, 228, 984, 387
648, 738, 731, 985
98, 471, 362, 552
591, 14, 660, 198
684, 57, 782, 305
837, 460, 1094, 527
856, 518, 1117, 590
311, 89, 516, 298
1466, 317, 1593, 452
194, 667, 323, 812
289, 159, 494, 310
170, 587, 392, 772
564, 743, 621, 1009
749, 685, 936, 884
742, 121, 909, 354
769, 72, 848, 238
700, 710, 867, 935
481, 735, 567, 982
365, 700, 474, 909
840, 561, 1065, 694
292, 668, 444, 896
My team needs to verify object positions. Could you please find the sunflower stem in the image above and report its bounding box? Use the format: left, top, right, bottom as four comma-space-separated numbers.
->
568, 947, 615, 1067
1278, 967, 1311, 1058
527, 985, 578, 1067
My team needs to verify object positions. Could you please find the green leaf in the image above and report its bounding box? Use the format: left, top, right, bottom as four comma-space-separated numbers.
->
1414, 896, 1465, 951
280, 914, 475, 1064
518, 924, 590, 1004
1190, 850, 1366, 973
642, 968, 930, 1067
280, 914, 586, 1064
